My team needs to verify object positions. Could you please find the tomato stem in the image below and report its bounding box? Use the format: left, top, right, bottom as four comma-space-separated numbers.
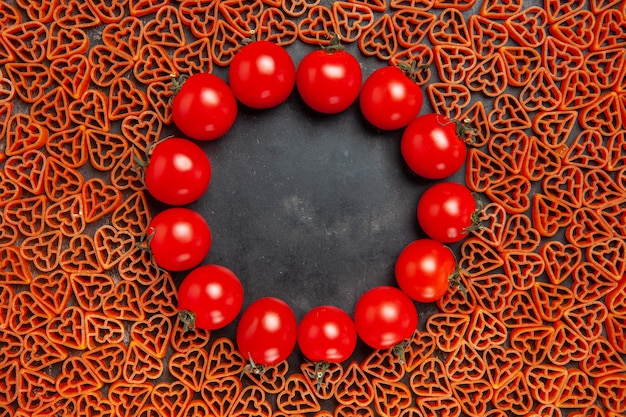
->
170, 74, 188, 95
454, 118, 479, 145
178, 310, 196, 332
322, 33, 345, 53
313, 361, 330, 388
397, 60, 428, 83
241, 30, 257, 46
392, 340, 409, 365
448, 269, 468, 298
241, 354, 267, 379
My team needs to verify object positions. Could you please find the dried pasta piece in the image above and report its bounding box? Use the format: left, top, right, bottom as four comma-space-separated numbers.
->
549, 9, 596, 50
571, 261, 619, 303
565, 207, 614, 247
170, 314, 212, 353
465, 53, 507, 97
498, 46, 541, 87
84, 312, 125, 349
18, 369, 58, 411
492, 373, 533, 415
326, 2, 374, 45
21, 232, 63, 274
108, 380, 153, 417
403, 330, 436, 372
417, 397, 462, 417
519, 67, 562, 112
451, 380, 493, 417
581, 338, 626, 378
59, 234, 102, 273
1, 21, 48, 63
82, 178, 123, 223
219, 0, 264, 35
445, 341, 487, 382
426, 82, 471, 120
71, 273, 114, 312
539, 240, 582, 285
488, 93, 531, 132
45, 195, 86, 236
20, 331, 67, 371
466, 148, 505, 191
479, 0, 522, 19
390, 44, 433, 86
563, 301, 608, 342
143, 5, 186, 48
334, 362, 375, 407
53, 0, 101, 29
606, 314, 626, 354
169, 348, 209, 391
102, 281, 145, 321
466, 308, 507, 351
503, 6, 547, 48
296, 5, 334, 46
483, 346, 523, 390
111, 190, 151, 237
544, 0, 585, 23
485, 174, 531, 215
488, 130, 529, 175
4, 149, 47, 195
141, 272, 179, 317
201, 375, 241, 416
425, 313, 469, 352
497, 290, 543, 329
46, 305, 86, 350
3, 196, 47, 238
371, 379, 411, 417
409, 357, 451, 397
532, 110, 577, 149
468, 15, 508, 58
134, 44, 177, 84
433, 45, 476, 84
174, 38, 214, 75
211, 20, 248, 66
108, 78, 149, 121
532, 194, 574, 237
579, 91, 623, 137
559, 69, 602, 110
257, 7, 299, 45
592, 9, 626, 51
123, 341, 164, 384
525, 363, 567, 405
594, 375, 626, 414
229, 385, 272, 417
130, 314, 172, 359
548, 321, 589, 366
429, 8, 470, 47
542, 37, 584, 80
93, 225, 134, 270
150, 381, 193, 417
276, 374, 322, 414
555, 368, 597, 410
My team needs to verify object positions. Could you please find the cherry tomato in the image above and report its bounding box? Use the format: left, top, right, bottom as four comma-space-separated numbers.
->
147, 207, 211, 271
236, 297, 297, 366
359, 65, 423, 130
395, 239, 456, 303
401, 113, 467, 179
353, 286, 418, 350
177, 265, 244, 330
417, 182, 476, 243
171, 73, 238, 141
144, 138, 211, 206
296, 44, 362, 114
229, 40, 296, 109
297, 306, 357, 363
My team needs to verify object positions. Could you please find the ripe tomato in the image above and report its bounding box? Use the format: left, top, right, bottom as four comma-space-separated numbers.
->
297, 306, 357, 363
171, 73, 238, 141
359, 65, 423, 130
354, 286, 418, 350
395, 239, 457, 303
401, 113, 467, 179
177, 265, 244, 330
229, 40, 296, 109
144, 138, 211, 206
417, 182, 477, 243
236, 297, 297, 366
296, 44, 362, 114
147, 207, 211, 271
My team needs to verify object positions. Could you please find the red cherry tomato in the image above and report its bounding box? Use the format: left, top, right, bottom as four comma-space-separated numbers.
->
144, 138, 211, 206
171, 73, 238, 141
401, 113, 467, 179
147, 207, 211, 271
229, 40, 296, 109
354, 286, 418, 350
417, 182, 477, 243
297, 306, 357, 363
236, 297, 297, 366
177, 265, 244, 330
395, 239, 457, 303
359, 65, 423, 130
296, 45, 362, 114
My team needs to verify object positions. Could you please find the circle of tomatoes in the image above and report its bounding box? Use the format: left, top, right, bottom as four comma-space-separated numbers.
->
144, 138, 212, 206
236, 297, 298, 366
417, 182, 477, 243
296, 45, 362, 114
297, 305, 357, 363
359, 65, 423, 131
395, 239, 457, 303
171, 73, 238, 141
177, 264, 244, 331
354, 286, 418, 350
401, 113, 467, 179
229, 40, 296, 109
147, 207, 211, 272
